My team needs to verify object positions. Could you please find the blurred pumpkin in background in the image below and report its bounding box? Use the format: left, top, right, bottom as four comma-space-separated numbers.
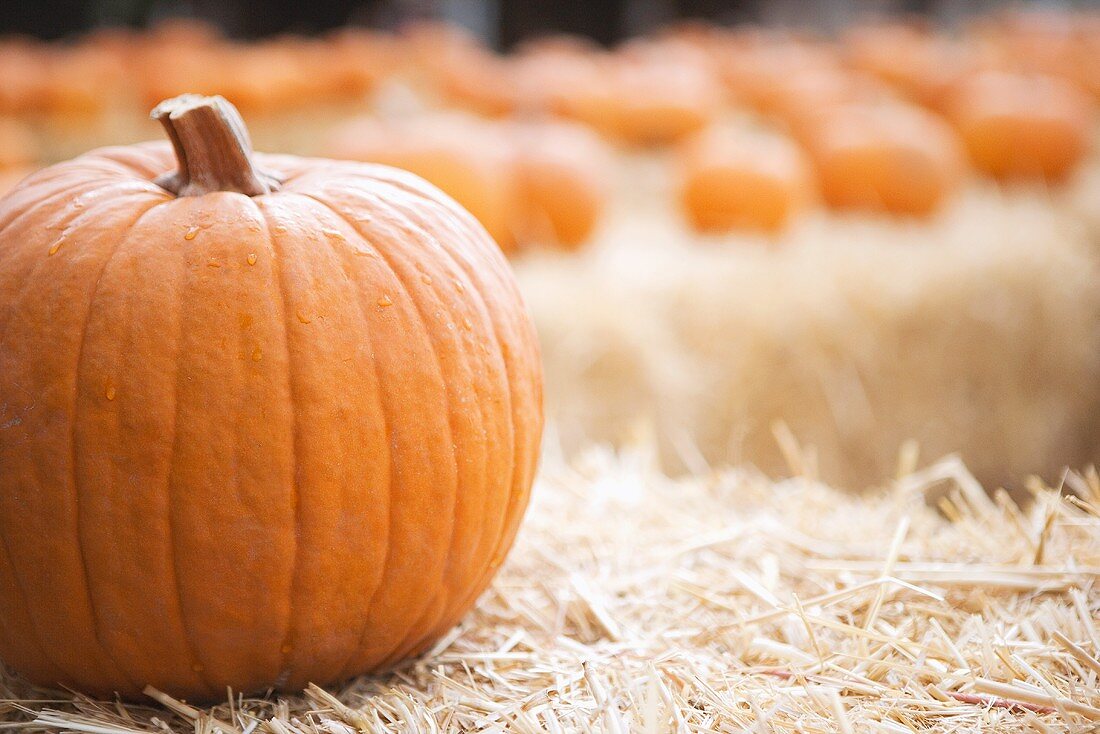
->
843, 23, 974, 111
677, 126, 814, 233
559, 40, 721, 147
0, 40, 49, 115
947, 72, 1093, 182
511, 36, 604, 115
509, 119, 611, 248
0, 93, 543, 702
806, 102, 965, 216
0, 117, 37, 196
321, 28, 397, 101
717, 34, 840, 115
0, 117, 37, 170
398, 21, 517, 114
327, 112, 612, 252
763, 66, 887, 144
41, 44, 126, 120
135, 21, 226, 110
326, 112, 518, 250
436, 42, 520, 117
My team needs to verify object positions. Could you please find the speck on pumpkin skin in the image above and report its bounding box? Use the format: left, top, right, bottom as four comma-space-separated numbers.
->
377, 294, 394, 307
247, 253, 258, 266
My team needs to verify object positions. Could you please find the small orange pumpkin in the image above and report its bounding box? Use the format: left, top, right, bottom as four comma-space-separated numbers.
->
843, 24, 974, 111
717, 35, 840, 115
947, 72, 1093, 182
806, 103, 965, 216
511, 37, 604, 115
399, 21, 508, 112
0, 94, 543, 701
510, 119, 611, 248
560, 42, 721, 147
325, 112, 518, 251
0, 117, 37, 171
677, 127, 814, 234
0, 39, 50, 115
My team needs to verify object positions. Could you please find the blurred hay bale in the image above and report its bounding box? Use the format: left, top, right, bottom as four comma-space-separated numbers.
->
6, 450, 1099, 730
522, 177, 1100, 488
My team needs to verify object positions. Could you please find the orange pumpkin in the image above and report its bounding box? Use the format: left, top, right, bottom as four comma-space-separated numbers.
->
843, 24, 974, 111
510, 119, 611, 248
325, 113, 518, 251
807, 103, 965, 216
764, 66, 886, 144
323, 28, 398, 100
560, 42, 721, 146
677, 127, 814, 233
0, 95, 543, 700
717, 35, 841, 114
393, 20, 518, 116
42, 44, 126, 119
0, 39, 49, 115
0, 117, 37, 170
947, 72, 1093, 182
512, 37, 604, 115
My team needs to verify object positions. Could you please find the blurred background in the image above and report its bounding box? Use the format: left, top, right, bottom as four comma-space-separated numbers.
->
3, 0, 1100, 491
3, 0, 1099, 43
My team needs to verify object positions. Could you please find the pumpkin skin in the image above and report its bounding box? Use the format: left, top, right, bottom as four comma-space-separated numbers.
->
677, 127, 814, 234
0, 117, 37, 171
0, 96, 543, 701
324, 113, 518, 252
843, 24, 974, 111
806, 103, 965, 217
509, 120, 611, 249
947, 72, 1093, 182
560, 44, 721, 147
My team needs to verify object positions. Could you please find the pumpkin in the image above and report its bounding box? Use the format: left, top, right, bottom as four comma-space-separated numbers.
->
717, 35, 840, 115
806, 103, 965, 217
843, 24, 973, 111
325, 112, 518, 251
0, 117, 37, 171
391, 21, 518, 116
323, 28, 397, 101
947, 72, 1093, 182
42, 44, 126, 120
0, 39, 49, 115
437, 45, 520, 117
677, 127, 814, 234
762, 67, 886, 145
509, 119, 611, 248
560, 42, 721, 147
511, 37, 604, 116
0, 94, 543, 700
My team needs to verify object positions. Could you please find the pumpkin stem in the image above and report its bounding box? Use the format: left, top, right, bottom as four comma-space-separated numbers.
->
151, 94, 282, 197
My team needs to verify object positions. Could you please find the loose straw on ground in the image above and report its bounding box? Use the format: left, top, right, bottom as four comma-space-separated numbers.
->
1, 449, 1098, 732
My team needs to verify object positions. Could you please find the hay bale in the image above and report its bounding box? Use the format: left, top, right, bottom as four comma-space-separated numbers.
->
522, 172, 1100, 488
6, 451, 1099, 731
